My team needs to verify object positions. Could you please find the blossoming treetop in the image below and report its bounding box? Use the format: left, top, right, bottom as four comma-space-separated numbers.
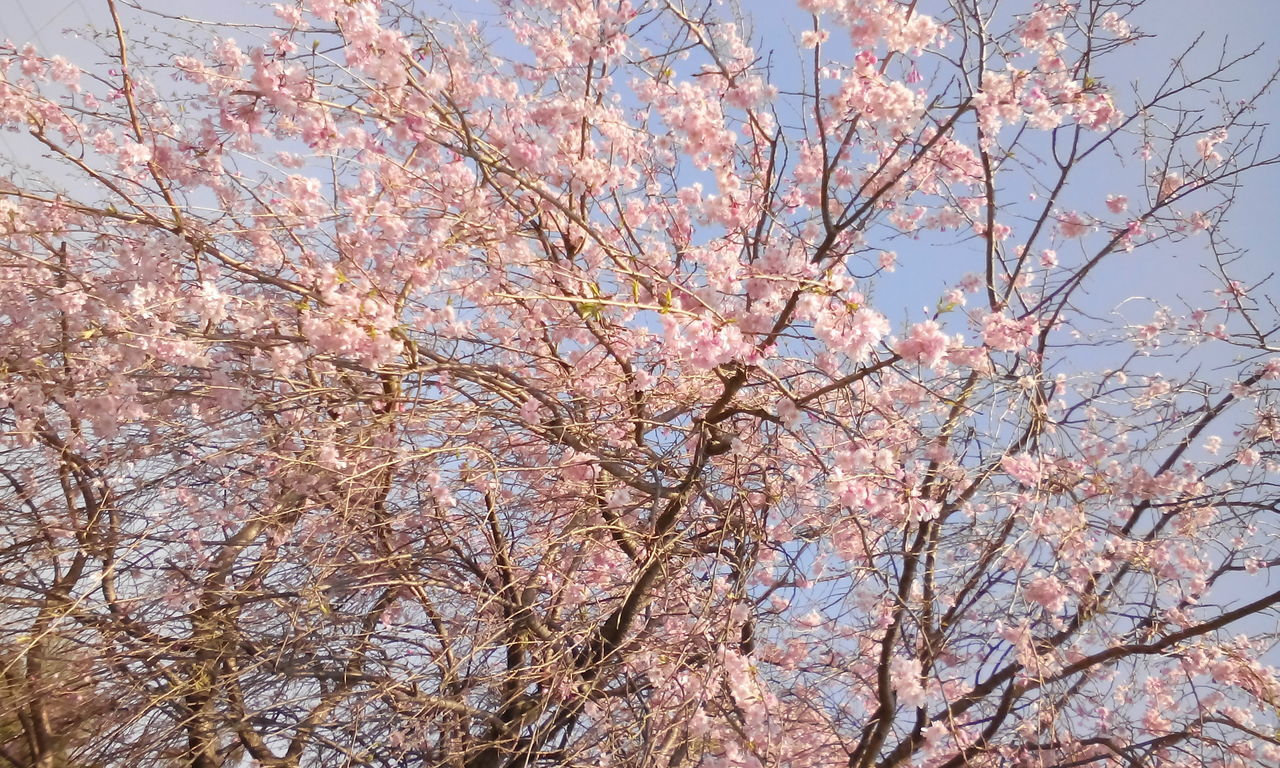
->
2, 1, 1279, 767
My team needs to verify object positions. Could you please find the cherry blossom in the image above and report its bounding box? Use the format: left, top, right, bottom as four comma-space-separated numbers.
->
1, 2, 1278, 768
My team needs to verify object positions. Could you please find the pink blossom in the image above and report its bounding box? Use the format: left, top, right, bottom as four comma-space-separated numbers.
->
1197, 128, 1228, 163
118, 141, 152, 167
889, 656, 927, 708
1100, 12, 1132, 38
48, 55, 80, 90
896, 320, 951, 368
794, 610, 825, 629
800, 29, 829, 48
1026, 574, 1069, 612
1057, 211, 1091, 238
1158, 172, 1183, 201
1002, 454, 1042, 486
982, 311, 1038, 352
1237, 449, 1260, 467
922, 722, 949, 752
274, 3, 305, 26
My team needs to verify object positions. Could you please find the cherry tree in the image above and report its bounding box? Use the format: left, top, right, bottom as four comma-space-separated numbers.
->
3, 0, 1280, 766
